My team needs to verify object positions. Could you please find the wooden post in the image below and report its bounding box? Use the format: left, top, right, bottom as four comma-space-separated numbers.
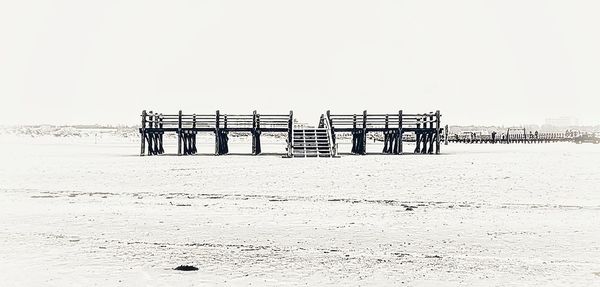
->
362, 110, 367, 155
428, 113, 434, 154
192, 114, 196, 155
421, 115, 428, 153
140, 110, 146, 156
158, 113, 164, 154
444, 125, 449, 145
415, 118, 421, 153
152, 112, 159, 155
177, 110, 182, 156
256, 113, 262, 155
287, 110, 293, 157
252, 110, 257, 155
398, 110, 403, 154
215, 110, 220, 155
435, 110, 441, 154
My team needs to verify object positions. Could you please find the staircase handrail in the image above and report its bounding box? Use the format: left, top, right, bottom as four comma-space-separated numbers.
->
321, 113, 337, 156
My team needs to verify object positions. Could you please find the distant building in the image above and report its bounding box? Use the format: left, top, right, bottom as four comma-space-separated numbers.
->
544, 117, 578, 127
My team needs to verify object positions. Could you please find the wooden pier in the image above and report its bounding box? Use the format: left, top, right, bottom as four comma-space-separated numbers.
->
323, 110, 443, 155
447, 128, 575, 144
139, 110, 444, 157
140, 110, 292, 156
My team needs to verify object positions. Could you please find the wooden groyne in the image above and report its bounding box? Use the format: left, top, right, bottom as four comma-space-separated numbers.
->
139, 110, 444, 157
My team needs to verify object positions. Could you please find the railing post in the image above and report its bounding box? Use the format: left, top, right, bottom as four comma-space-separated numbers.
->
362, 110, 367, 155
398, 110, 403, 154
287, 110, 293, 157
428, 113, 435, 154
153, 112, 160, 155
435, 110, 441, 154
158, 113, 164, 155
252, 110, 257, 155
140, 110, 146, 156
215, 110, 220, 155
415, 118, 421, 153
177, 110, 182, 156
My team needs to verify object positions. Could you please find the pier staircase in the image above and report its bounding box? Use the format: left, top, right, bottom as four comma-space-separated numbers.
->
290, 128, 334, 157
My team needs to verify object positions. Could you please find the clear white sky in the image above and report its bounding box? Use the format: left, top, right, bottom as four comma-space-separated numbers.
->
1, 0, 599, 126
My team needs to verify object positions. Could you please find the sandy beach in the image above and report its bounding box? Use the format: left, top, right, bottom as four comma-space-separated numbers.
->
1, 135, 599, 286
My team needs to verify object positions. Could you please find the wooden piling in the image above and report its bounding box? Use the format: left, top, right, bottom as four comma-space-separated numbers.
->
252, 110, 257, 155
215, 110, 220, 155
177, 110, 182, 156
287, 110, 293, 157
415, 118, 421, 153
158, 113, 164, 154
152, 112, 159, 155
398, 110, 403, 154
140, 110, 146, 156
435, 110, 441, 154
362, 110, 367, 155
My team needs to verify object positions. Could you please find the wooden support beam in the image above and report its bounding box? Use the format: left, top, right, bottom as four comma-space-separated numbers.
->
158, 113, 164, 154
177, 110, 182, 156
362, 110, 367, 155
153, 112, 160, 155
429, 113, 435, 154
435, 110, 441, 154
287, 110, 293, 157
215, 110, 220, 155
415, 118, 421, 153
252, 110, 257, 155
140, 110, 146, 156
398, 110, 403, 154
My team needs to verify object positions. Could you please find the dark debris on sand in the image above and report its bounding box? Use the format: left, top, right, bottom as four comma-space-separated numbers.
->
174, 265, 199, 271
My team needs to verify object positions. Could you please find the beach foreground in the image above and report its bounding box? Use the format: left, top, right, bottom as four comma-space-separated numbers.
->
1, 136, 599, 286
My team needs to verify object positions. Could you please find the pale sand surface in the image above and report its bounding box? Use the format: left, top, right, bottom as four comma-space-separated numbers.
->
1, 135, 599, 286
